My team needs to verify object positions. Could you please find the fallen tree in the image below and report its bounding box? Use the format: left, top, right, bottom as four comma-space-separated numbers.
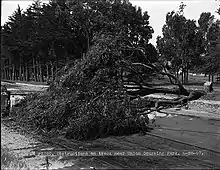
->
10, 33, 207, 141
122, 61, 205, 107
4, 0, 208, 141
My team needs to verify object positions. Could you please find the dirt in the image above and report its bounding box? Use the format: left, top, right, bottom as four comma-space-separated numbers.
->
1, 123, 49, 169
1, 122, 105, 170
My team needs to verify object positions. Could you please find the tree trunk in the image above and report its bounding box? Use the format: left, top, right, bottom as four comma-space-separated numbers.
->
5, 66, 8, 80
12, 64, 15, 81
25, 64, 29, 81
211, 75, 214, 83
51, 62, 54, 81
9, 68, 11, 80
46, 64, 49, 82
176, 70, 179, 79
7, 68, 10, 80
185, 63, 189, 84
123, 62, 206, 110
23, 65, 26, 81
2, 63, 6, 79
208, 75, 211, 82
2, 67, 5, 79
9, 67, 11, 80
19, 64, 22, 81
33, 57, 37, 82
22, 65, 25, 81
32, 57, 36, 81
8, 69, 10, 80
184, 70, 187, 84
36, 58, 39, 82
7, 64, 10, 80
39, 61, 43, 82
181, 67, 184, 84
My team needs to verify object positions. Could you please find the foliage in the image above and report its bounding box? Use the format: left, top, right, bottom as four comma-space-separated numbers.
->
12, 62, 144, 140
9, 0, 157, 140
157, 2, 220, 83
157, 4, 204, 77
196, 11, 220, 74
1, 0, 156, 82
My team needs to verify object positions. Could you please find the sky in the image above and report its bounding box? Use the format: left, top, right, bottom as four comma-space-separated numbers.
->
1, 0, 220, 45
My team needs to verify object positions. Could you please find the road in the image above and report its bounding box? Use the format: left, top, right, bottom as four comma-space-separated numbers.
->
1, 81, 220, 169
155, 115, 220, 153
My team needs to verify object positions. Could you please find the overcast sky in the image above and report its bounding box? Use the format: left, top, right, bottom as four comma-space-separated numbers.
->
1, 0, 220, 45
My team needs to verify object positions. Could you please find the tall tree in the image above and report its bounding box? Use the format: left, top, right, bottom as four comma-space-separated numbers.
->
196, 11, 220, 77
1, 0, 156, 83
157, 3, 204, 84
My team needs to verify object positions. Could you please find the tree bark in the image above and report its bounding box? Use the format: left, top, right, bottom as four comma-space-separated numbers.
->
9, 68, 11, 80
33, 57, 37, 82
39, 61, 43, 82
23, 65, 26, 81
19, 64, 22, 81
46, 64, 49, 82
36, 58, 40, 82
5, 65, 8, 80
12, 64, 15, 81
7, 68, 9, 80
25, 64, 29, 81
50, 62, 54, 81
22, 65, 25, 81
185, 63, 189, 84
181, 67, 184, 84
122, 61, 205, 109
2, 66, 5, 79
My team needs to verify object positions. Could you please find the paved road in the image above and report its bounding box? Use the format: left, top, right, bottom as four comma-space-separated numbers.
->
154, 115, 220, 152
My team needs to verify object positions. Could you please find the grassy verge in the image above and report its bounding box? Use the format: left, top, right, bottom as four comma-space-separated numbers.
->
1, 146, 29, 170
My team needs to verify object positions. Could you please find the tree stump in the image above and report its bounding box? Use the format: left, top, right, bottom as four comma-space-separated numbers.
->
204, 81, 213, 93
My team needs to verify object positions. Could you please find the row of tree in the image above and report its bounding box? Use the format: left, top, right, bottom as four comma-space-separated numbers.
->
1, 0, 157, 83
157, 3, 220, 84
1, 0, 219, 84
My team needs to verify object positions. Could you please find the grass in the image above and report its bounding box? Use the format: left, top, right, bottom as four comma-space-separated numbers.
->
1, 146, 29, 170
153, 74, 220, 86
